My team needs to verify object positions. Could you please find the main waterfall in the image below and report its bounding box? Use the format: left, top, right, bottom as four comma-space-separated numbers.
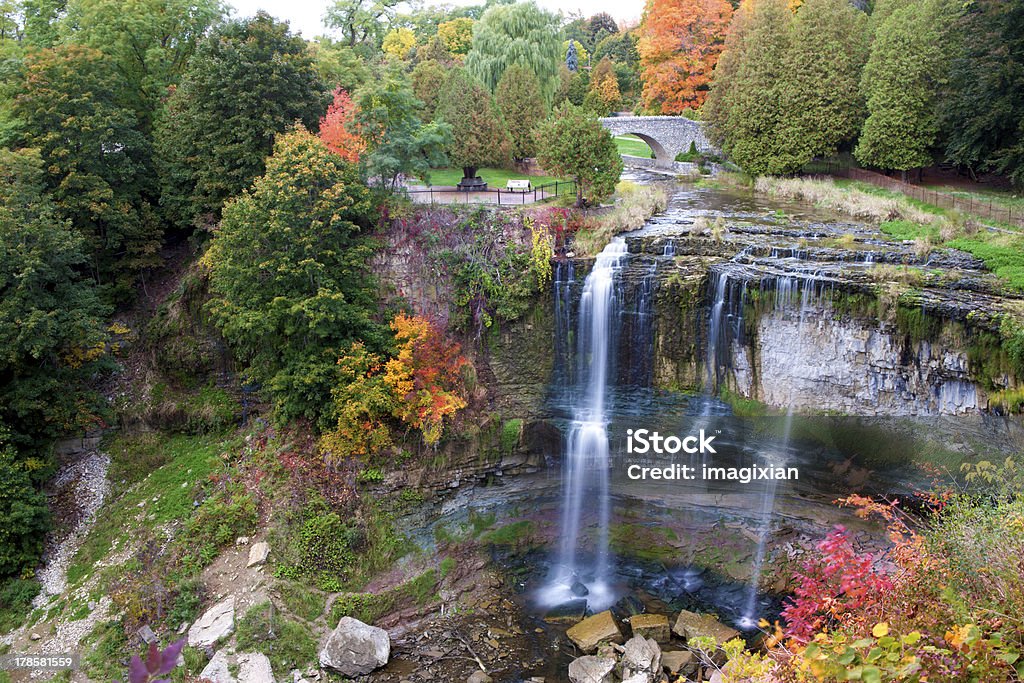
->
543, 238, 629, 610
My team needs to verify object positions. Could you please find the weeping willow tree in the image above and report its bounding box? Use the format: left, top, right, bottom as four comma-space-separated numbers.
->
465, 1, 561, 105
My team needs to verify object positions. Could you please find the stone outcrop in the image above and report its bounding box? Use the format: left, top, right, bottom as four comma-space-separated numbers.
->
199, 651, 274, 683
619, 636, 661, 680
319, 617, 390, 676
188, 596, 235, 648
246, 541, 270, 567
567, 611, 624, 653
627, 614, 670, 643
672, 610, 739, 647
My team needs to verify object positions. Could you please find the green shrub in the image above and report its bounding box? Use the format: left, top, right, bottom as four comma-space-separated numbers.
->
169, 577, 205, 627
272, 497, 362, 591
0, 578, 40, 633
181, 483, 257, 570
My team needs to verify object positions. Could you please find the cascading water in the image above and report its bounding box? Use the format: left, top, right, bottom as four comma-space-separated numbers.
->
544, 238, 630, 610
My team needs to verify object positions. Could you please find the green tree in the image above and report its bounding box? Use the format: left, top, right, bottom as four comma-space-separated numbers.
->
204, 128, 382, 427
354, 71, 451, 190
854, 0, 960, 176
59, 0, 225, 131
0, 433, 50, 579
465, 1, 561, 104
495, 64, 545, 160
703, 0, 793, 176
310, 36, 370, 92
535, 103, 622, 207
941, 0, 1024, 187
324, 0, 398, 51
0, 148, 108, 455
411, 58, 448, 120
155, 12, 329, 230
434, 67, 511, 182
20, 0, 64, 46
13, 44, 161, 295
773, 0, 869, 172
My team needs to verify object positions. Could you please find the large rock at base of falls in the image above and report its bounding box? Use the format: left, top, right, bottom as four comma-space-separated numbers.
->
319, 617, 390, 676
567, 655, 617, 683
188, 596, 235, 648
662, 650, 695, 676
628, 613, 670, 643
672, 610, 740, 647
544, 598, 588, 624
620, 636, 661, 681
567, 611, 623, 653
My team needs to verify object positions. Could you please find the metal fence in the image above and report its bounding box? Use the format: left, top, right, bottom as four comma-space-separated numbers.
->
804, 162, 1024, 228
405, 180, 577, 206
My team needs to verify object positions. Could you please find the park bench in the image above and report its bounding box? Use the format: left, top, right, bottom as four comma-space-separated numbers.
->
506, 179, 532, 193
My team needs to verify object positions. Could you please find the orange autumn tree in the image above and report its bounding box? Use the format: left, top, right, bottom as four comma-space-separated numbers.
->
318, 88, 365, 163
637, 0, 733, 113
384, 314, 469, 446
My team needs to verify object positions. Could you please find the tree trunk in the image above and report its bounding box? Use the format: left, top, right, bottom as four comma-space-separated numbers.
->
575, 178, 584, 208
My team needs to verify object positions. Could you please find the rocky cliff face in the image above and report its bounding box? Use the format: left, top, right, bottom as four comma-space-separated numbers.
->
620, 214, 1021, 417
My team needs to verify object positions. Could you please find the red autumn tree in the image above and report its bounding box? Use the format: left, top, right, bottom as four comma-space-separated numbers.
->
318, 88, 365, 163
637, 0, 733, 113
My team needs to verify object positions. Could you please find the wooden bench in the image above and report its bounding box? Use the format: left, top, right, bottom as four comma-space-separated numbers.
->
506, 179, 532, 192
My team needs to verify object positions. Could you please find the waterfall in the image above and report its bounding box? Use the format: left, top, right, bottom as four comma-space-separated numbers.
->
544, 238, 629, 610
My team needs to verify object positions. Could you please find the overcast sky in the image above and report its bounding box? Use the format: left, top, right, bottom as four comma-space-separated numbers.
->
226, 0, 641, 38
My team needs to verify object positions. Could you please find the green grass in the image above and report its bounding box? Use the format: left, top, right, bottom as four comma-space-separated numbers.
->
67, 433, 234, 586
328, 569, 439, 626
419, 167, 564, 188
614, 134, 655, 158
479, 520, 536, 548
928, 185, 1024, 212
236, 602, 317, 673
277, 581, 326, 622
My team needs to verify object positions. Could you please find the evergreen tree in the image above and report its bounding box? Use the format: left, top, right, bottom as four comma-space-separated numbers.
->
774, 0, 869, 172
704, 0, 793, 176
14, 44, 161, 296
155, 12, 329, 230
411, 59, 448, 120
204, 129, 382, 428
465, 1, 561, 104
565, 40, 578, 71
854, 0, 960, 175
434, 68, 511, 180
496, 64, 545, 160
536, 103, 622, 207
941, 0, 1024, 187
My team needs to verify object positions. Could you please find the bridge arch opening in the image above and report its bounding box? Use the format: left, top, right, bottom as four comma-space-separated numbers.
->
614, 132, 670, 165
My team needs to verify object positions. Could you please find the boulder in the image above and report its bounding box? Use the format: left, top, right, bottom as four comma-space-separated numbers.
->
247, 542, 270, 567
567, 655, 617, 683
543, 599, 588, 625
199, 650, 233, 682
629, 613, 670, 643
319, 616, 390, 676
672, 610, 740, 647
188, 596, 235, 648
612, 595, 646, 620
620, 636, 661, 681
661, 650, 695, 676
467, 672, 493, 683
237, 653, 274, 683
567, 611, 623, 653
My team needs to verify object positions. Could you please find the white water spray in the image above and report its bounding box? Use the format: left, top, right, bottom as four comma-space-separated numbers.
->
544, 238, 629, 610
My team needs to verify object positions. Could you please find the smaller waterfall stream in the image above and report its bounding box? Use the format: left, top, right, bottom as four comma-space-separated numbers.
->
544, 238, 630, 610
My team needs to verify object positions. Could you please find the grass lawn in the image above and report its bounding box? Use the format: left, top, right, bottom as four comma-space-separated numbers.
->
614, 134, 655, 158
928, 185, 1024, 211
419, 167, 565, 188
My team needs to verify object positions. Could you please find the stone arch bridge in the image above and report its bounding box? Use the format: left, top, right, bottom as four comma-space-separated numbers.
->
599, 116, 719, 169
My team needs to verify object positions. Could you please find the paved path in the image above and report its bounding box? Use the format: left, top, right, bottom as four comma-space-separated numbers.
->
405, 184, 566, 205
